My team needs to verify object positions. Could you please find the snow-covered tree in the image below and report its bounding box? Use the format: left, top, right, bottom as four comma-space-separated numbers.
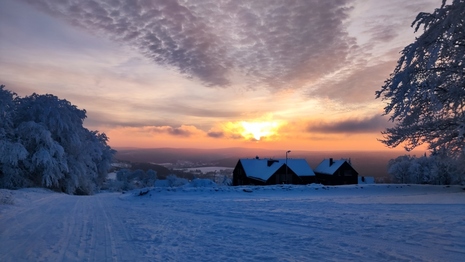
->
0, 86, 115, 194
376, 0, 465, 154
0, 86, 29, 188
388, 155, 414, 183
387, 151, 464, 184
429, 148, 464, 184
407, 154, 434, 184
15, 121, 68, 188
0, 85, 16, 135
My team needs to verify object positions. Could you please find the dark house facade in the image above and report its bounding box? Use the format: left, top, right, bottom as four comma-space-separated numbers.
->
233, 158, 316, 186
314, 158, 358, 185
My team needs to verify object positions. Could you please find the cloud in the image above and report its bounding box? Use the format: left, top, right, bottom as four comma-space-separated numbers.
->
207, 131, 224, 138
20, 0, 356, 89
148, 125, 201, 137
308, 60, 397, 103
308, 115, 392, 134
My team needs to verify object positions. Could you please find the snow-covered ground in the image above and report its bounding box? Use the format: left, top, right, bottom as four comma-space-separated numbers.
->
175, 166, 233, 173
1, 184, 464, 261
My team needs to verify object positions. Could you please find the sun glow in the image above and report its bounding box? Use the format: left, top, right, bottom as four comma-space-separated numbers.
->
217, 116, 286, 142
240, 121, 280, 141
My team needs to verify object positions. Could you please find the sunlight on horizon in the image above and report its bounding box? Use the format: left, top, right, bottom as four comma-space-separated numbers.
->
240, 121, 281, 141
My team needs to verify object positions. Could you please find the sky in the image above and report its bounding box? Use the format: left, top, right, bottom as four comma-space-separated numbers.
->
0, 0, 439, 152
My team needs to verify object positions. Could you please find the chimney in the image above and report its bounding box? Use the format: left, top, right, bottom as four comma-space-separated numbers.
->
329, 158, 333, 166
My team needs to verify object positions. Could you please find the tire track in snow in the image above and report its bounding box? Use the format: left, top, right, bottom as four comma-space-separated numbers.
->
57, 198, 80, 261
97, 195, 119, 262
1, 188, 463, 261
0, 192, 61, 221
93, 193, 150, 261
0, 194, 76, 261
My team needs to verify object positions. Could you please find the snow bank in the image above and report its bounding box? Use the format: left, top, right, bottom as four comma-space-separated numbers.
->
154, 177, 217, 188
0, 189, 14, 205
0, 188, 57, 206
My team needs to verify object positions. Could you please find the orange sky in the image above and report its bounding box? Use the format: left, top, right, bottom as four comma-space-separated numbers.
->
104, 123, 428, 154
0, 0, 438, 153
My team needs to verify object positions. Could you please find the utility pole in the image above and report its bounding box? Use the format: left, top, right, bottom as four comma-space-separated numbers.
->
285, 150, 291, 183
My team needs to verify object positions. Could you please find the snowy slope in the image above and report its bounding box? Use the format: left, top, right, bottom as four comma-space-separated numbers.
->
1, 184, 464, 262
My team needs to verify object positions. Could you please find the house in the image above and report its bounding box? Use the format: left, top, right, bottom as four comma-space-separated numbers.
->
314, 158, 358, 185
233, 157, 316, 186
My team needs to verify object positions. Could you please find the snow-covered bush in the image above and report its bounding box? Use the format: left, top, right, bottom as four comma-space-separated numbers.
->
115, 169, 134, 191
221, 175, 232, 186
166, 175, 189, 187
106, 179, 127, 192
188, 178, 217, 188
154, 179, 171, 187
141, 169, 157, 187
111, 168, 158, 191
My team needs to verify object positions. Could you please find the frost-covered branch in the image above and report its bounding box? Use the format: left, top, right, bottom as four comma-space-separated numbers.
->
376, 0, 465, 155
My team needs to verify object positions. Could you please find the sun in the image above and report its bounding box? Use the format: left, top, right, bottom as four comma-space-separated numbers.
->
240, 121, 280, 141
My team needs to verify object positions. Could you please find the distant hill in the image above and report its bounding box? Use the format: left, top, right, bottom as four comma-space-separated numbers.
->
114, 147, 414, 180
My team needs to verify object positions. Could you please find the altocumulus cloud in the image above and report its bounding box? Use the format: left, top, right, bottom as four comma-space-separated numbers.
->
21, 0, 356, 89
308, 115, 392, 134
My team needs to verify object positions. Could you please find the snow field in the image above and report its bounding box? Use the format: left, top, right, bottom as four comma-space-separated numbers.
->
1, 184, 464, 261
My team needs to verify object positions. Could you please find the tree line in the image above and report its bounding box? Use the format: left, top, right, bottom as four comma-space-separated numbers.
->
388, 151, 464, 184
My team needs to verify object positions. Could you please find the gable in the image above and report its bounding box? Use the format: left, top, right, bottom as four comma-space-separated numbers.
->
239, 159, 283, 181
314, 159, 356, 175
287, 159, 315, 177
238, 158, 315, 181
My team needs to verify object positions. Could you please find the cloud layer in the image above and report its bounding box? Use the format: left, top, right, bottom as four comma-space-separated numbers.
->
308, 115, 392, 134
21, 0, 356, 88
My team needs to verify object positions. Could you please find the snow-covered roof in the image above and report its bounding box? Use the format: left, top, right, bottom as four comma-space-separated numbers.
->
314, 159, 350, 175
239, 158, 315, 181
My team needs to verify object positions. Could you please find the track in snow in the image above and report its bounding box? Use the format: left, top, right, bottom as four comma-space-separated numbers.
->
1, 185, 464, 261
